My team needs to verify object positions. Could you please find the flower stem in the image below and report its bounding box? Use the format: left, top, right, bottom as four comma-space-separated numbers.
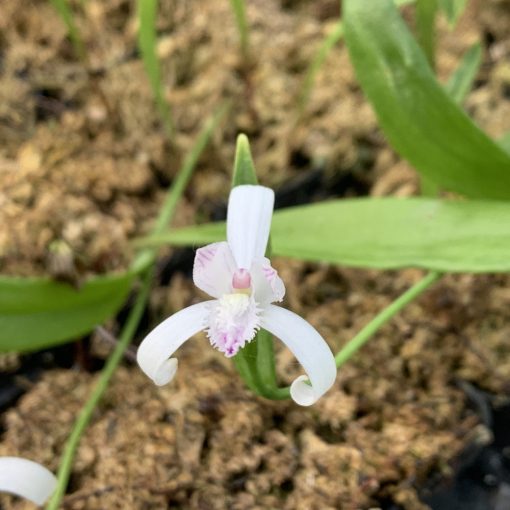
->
45, 105, 228, 509
254, 330, 290, 400
255, 329, 277, 389
46, 269, 153, 510
233, 341, 259, 394
335, 271, 441, 367
234, 333, 290, 400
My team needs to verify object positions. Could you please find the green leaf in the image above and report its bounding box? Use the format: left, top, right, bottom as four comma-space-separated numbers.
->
137, 0, 173, 138
49, 0, 86, 61
232, 133, 258, 186
139, 197, 510, 273
0, 273, 134, 352
445, 42, 482, 104
297, 0, 415, 118
343, 0, 510, 200
0, 104, 228, 354
297, 0, 416, 116
229, 0, 250, 62
438, 0, 468, 26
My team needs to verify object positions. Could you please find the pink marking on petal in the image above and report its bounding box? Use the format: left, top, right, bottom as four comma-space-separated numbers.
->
250, 258, 286, 305
193, 242, 237, 299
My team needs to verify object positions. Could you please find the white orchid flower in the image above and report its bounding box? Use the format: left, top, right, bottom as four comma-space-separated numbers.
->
137, 185, 337, 405
0, 457, 57, 506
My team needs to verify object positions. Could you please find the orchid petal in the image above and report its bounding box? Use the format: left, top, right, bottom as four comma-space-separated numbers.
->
0, 457, 57, 505
251, 257, 285, 306
227, 185, 274, 270
261, 305, 337, 406
137, 302, 213, 385
193, 242, 237, 298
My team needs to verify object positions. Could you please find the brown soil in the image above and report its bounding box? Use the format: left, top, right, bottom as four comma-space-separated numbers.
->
1, 0, 510, 509
3, 268, 510, 509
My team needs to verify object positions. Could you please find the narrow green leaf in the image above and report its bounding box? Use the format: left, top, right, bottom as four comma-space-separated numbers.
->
49, 0, 86, 61
343, 0, 510, 200
438, 0, 468, 26
137, 0, 173, 138
229, 0, 250, 62
445, 42, 482, 104
0, 273, 133, 352
139, 197, 510, 273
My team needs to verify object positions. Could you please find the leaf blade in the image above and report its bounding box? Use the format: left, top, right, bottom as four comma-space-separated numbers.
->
343, 0, 510, 200
139, 198, 510, 273
0, 273, 133, 352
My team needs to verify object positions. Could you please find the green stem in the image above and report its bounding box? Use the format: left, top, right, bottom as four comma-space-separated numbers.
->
335, 271, 441, 367
255, 329, 278, 389
237, 270, 441, 401
234, 333, 290, 400
46, 105, 228, 509
233, 341, 259, 393
229, 0, 250, 63
252, 249, 289, 399
46, 269, 153, 510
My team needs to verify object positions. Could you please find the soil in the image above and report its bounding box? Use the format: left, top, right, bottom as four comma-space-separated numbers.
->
1, 0, 510, 509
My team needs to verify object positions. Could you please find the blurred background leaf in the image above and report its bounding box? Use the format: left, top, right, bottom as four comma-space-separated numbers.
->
137, 0, 174, 138
49, 0, 86, 61
438, 0, 469, 27
343, 0, 510, 200
445, 42, 482, 104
